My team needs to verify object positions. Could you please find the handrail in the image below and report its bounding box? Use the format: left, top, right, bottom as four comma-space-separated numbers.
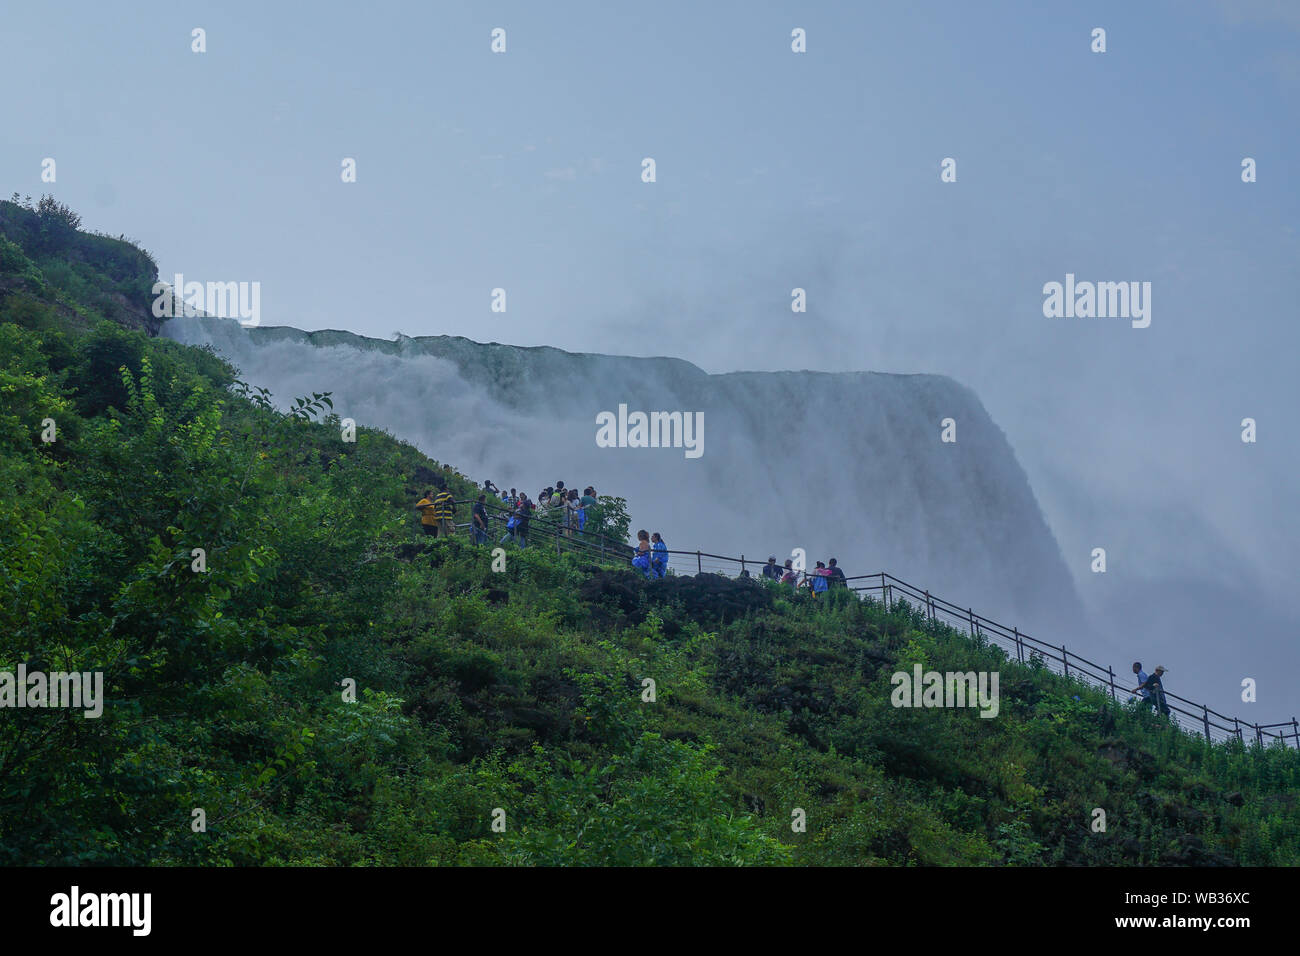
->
432, 497, 1299, 751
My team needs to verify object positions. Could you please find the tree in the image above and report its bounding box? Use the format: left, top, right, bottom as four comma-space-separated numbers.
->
585, 495, 631, 550
35, 195, 82, 252
36, 195, 81, 231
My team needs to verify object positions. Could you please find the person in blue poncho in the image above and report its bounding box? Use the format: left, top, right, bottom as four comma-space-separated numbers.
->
632, 529, 655, 578
810, 561, 830, 595
650, 532, 668, 578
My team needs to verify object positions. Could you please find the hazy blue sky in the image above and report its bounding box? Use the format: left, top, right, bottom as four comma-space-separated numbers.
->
4, 0, 1298, 718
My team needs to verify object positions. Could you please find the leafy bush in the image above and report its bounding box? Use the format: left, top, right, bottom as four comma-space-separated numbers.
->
1, 218, 1297, 866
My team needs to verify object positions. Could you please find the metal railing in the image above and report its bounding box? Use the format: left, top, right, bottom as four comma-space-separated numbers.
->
436, 498, 1300, 751
844, 571, 1299, 750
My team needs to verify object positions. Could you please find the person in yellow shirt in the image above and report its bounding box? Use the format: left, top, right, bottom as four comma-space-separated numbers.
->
414, 489, 439, 535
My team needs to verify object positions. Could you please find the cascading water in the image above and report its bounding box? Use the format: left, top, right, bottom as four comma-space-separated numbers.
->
165, 315, 1089, 642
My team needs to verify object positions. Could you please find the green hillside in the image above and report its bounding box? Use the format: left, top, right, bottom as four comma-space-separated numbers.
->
2, 199, 1297, 866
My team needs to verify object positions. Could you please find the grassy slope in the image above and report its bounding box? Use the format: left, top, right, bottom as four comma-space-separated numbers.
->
1, 204, 1297, 866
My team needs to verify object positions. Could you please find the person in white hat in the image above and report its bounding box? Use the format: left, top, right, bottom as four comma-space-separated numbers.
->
1132, 665, 1170, 716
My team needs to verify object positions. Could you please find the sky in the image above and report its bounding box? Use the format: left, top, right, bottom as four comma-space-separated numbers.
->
3, 0, 1298, 721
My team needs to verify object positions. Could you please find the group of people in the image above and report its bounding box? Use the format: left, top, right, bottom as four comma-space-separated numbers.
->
494, 480, 600, 548
417, 478, 674, 576
1130, 662, 1171, 716
417, 482, 845, 592
757, 555, 847, 594
417, 479, 602, 551
632, 530, 669, 579
413, 483, 458, 537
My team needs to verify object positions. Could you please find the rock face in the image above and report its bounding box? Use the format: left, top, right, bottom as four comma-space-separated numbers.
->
164, 315, 1087, 638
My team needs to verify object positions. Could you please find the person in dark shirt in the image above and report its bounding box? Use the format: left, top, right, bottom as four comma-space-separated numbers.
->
1132, 665, 1170, 716
471, 495, 489, 545
762, 556, 782, 581
827, 558, 847, 587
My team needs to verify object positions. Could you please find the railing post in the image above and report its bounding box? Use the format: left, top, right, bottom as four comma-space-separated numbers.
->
1014, 627, 1022, 663
925, 590, 931, 620
1062, 645, 1069, 679
1255, 723, 1263, 747
1202, 705, 1211, 743
740, 554, 745, 577
1293, 718, 1299, 750
696, 551, 702, 574
1233, 718, 1241, 744
968, 608, 974, 637
1108, 666, 1116, 700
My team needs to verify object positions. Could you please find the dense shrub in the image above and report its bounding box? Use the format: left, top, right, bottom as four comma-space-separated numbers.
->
1, 216, 1297, 866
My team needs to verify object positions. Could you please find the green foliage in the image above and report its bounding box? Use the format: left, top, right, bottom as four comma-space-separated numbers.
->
583, 495, 631, 548
34, 195, 82, 251
1, 228, 1298, 866
1, 196, 159, 329
0, 239, 48, 297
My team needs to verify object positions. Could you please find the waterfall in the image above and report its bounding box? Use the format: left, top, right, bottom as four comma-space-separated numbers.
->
165, 315, 1088, 641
